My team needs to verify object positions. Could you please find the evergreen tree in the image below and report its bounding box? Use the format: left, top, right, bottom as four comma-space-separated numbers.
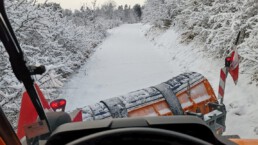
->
133, 4, 142, 21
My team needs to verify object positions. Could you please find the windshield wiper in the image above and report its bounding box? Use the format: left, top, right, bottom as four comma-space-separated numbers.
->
0, 0, 51, 133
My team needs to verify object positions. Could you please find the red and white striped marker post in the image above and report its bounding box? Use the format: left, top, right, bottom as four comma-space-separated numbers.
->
218, 31, 241, 104
218, 67, 229, 104
218, 49, 240, 104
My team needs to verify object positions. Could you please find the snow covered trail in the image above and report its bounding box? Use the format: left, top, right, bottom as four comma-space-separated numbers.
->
62, 23, 258, 138
62, 24, 175, 109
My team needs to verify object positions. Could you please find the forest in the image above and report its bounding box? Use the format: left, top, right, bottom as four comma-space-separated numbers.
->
0, 0, 142, 127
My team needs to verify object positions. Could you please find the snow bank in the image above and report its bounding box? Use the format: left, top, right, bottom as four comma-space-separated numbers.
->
144, 25, 258, 138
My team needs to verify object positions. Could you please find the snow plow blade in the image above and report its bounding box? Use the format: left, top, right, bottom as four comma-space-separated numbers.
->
81, 72, 226, 134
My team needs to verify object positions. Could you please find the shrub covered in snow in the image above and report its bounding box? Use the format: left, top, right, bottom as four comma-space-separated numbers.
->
143, 0, 258, 85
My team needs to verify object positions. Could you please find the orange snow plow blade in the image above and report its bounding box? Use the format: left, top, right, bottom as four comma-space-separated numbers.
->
82, 72, 226, 134
230, 139, 258, 145
128, 79, 217, 117
126, 74, 226, 134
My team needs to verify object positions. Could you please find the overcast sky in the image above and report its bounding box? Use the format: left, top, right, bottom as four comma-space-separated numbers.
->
38, 0, 145, 10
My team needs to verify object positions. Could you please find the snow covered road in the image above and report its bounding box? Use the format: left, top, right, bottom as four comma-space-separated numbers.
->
62, 24, 175, 109
62, 24, 258, 138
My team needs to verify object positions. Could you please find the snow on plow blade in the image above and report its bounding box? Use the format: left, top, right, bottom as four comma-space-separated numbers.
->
81, 72, 226, 134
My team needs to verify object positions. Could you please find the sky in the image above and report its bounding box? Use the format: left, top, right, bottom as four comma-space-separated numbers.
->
38, 0, 145, 10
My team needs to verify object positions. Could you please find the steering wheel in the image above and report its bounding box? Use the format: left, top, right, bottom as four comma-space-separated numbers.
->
66, 127, 212, 145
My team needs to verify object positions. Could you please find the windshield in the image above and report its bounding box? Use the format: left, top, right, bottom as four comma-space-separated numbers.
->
1, 0, 258, 143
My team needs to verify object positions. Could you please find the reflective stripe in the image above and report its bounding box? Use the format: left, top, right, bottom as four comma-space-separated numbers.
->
218, 67, 228, 100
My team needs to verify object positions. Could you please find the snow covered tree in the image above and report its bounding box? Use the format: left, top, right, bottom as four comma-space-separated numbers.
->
133, 4, 142, 21
100, 1, 116, 20
204, 0, 243, 57
143, 0, 169, 27
237, 0, 258, 82
142, 0, 258, 84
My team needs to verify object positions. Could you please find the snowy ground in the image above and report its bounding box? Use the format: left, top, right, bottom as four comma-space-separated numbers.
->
61, 23, 258, 138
